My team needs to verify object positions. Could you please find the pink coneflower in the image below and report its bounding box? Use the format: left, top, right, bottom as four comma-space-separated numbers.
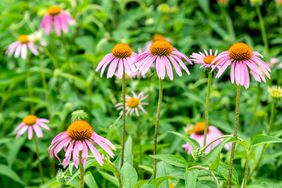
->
191, 49, 219, 69
96, 43, 137, 78
182, 122, 230, 153
49, 120, 115, 168
115, 91, 148, 116
211, 42, 271, 89
40, 6, 75, 36
15, 115, 50, 139
136, 40, 192, 80
142, 34, 168, 52
6, 35, 39, 59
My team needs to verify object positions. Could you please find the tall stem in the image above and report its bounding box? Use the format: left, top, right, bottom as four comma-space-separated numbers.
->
121, 73, 126, 167
109, 162, 123, 188
34, 137, 44, 184
153, 79, 163, 179
79, 151, 84, 188
268, 101, 276, 134
137, 116, 142, 166
251, 83, 261, 129
242, 152, 249, 188
256, 6, 269, 54
26, 56, 34, 113
249, 100, 277, 179
204, 71, 212, 146
39, 55, 50, 115
227, 85, 241, 188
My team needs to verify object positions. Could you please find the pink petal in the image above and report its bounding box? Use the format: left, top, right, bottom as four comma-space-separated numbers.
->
33, 124, 43, 138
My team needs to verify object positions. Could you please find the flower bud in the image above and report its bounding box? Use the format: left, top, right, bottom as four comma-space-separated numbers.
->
191, 148, 205, 161
71, 110, 89, 122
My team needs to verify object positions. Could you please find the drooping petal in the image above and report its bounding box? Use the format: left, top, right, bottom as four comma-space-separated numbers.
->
33, 124, 43, 137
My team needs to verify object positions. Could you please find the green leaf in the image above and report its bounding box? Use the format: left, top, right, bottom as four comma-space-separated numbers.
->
185, 170, 198, 188
251, 134, 282, 146
169, 131, 200, 149
0, 164, 25, 185
84, 171, 99, 188
152, 176, 176, 187
98, 170, 118, 186
121, 162, 138, 188
125, 136, 133, 165
202, 137, 236, 167
152, 154, 187, 168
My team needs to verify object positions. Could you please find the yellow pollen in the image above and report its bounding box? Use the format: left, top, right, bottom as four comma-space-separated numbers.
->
150, 40, 173, 56
23, 115, 37, 126
48, 6, 61, 16
193, 122, 206, 135
111, 44, 132, 58
152, 34, 165, 42
228, 42, 252, 61
203, 55, 217, 64
127, 97, 140, 108
67, 120, 93, 140
18, 35, 29, 44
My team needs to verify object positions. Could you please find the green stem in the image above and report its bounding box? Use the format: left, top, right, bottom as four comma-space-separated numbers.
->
26, 56, 34, 113
222, 6, 235, 41
109, 162, 123, 188
204, 71, 212, 146
153, 79, 163, 179
202, 135, 234, 152
227, 85, 241, 188
79, 151, 84, 188
256, 6, 269, 54
249, 100, 277, 179
43, 47, 59, 69
39, 55, 50, 115
34, 137, 44, 184
251, 83, 261, 130
61, 33, 72, 70
242, 151, 249, 188
121, 73, 126, 167
137, 116, 142, 166
268, 101, 276, 134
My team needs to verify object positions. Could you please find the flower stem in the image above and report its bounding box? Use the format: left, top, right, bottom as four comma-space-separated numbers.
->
249, 100, 277, 179
109, 162, 123, 188
39, 55, 50, 115
26, 56, 34, 113
153, 79, 163, 179
268, 101, 276, 134
204, 71, 212, 146
79, 151, 84, 188
242, 151, 249, 188
137, 116, 142, 166
227, 85, 241, 188
121, 73, 126, 168
34, 137, 44, 184
256, 6, 269, 54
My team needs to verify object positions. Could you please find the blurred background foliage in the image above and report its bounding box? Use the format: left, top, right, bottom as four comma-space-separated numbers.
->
0, 0, 281, 187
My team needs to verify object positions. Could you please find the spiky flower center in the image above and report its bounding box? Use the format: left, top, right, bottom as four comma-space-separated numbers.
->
111, 44, 132, 58
203, 55, 217, 64
18, 35, 29, 44
127, 97, 140, 108
150, 40, 173, 56
48, 6, 61, 16
228, 43, 252, 61
193, 122, 206, 135
23, 115, 37, 126
152, 34, 165, 42
67, 120, 93, 140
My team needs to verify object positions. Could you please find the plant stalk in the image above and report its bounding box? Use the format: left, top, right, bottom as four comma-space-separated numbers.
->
204, 71, 212, 146
121, 72, 126, 167
34, 137, 44, 184
153, 79, 163, 179
227, 85, 241, 188
256, 6, 269, 54
79, 151, 84, 188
